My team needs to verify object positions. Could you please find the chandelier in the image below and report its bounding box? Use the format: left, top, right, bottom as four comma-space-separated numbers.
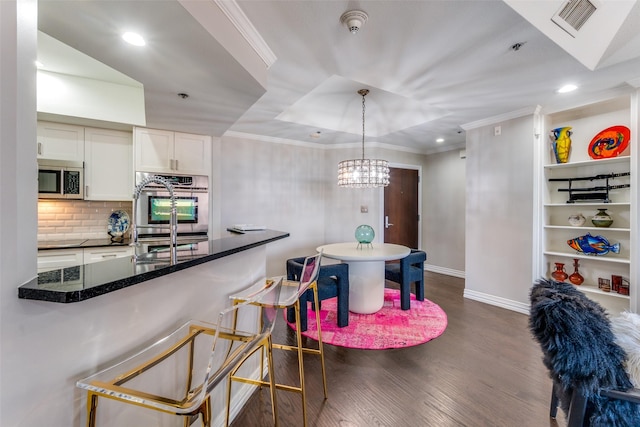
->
337, 89, 390, 188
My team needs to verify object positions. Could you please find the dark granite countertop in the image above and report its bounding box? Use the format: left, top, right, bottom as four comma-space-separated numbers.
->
37, 238, 132, 250
21, 229, 289, 303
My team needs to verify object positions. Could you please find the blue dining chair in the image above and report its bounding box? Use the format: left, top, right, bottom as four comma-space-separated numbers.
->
286, 256, 349, 331
384, 249, 427, 310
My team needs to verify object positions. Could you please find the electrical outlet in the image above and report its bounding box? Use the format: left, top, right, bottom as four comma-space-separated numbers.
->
494, 125, 501, 136
360, 205, 368, 213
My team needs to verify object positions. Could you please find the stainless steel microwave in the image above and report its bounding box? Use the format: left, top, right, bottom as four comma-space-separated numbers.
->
37, 159, 84, 199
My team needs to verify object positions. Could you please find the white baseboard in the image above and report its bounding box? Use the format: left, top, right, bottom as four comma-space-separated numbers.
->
424, 264, 465, 279
423, 265, 528, 315
463, 289, 530, 315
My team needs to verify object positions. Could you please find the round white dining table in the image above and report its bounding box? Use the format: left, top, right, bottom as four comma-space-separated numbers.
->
316, 242, 410, 314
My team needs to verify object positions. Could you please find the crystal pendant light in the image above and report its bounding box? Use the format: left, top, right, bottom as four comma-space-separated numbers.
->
337, 89, 390, 188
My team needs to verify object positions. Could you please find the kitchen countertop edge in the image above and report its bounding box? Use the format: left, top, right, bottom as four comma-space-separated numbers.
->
20, 230, 289, 303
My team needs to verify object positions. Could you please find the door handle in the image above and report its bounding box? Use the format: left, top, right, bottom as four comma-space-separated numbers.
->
385, 216, 394, 228
37, 142, 42, 155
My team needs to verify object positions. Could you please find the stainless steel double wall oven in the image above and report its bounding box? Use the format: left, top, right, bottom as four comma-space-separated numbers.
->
134, 172, 209, 241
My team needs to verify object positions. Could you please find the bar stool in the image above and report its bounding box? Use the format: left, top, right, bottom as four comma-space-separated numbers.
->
228, 251, 326, 427
76, 277, 282, 427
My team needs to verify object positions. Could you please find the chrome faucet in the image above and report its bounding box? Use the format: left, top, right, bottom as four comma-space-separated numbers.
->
131, 175, 177, 264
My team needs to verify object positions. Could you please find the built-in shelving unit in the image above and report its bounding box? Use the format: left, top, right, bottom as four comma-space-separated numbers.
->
539, 95, 635, 315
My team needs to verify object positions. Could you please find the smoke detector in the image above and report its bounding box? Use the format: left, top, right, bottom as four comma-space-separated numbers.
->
340, 10, 368, 35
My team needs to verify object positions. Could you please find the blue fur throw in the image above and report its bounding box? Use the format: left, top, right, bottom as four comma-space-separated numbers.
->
529, 279, 640, 426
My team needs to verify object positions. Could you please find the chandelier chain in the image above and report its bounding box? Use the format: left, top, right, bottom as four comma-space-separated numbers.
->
361, 91, 366, 160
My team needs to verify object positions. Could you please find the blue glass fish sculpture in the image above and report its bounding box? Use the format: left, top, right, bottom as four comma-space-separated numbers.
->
567, 233, 620, 256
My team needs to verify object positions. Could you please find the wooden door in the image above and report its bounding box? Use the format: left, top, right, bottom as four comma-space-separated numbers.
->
384, 168, 419, 248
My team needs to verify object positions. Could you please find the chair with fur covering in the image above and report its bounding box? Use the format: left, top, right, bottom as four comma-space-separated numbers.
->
529, 279, 640, 426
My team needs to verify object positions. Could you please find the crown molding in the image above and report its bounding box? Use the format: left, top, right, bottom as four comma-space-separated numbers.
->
215, 0, 277, 68
461, 106, 540, 130
627, 77, 640, 89
224, 131, 324, 149
224, 130, 435, 155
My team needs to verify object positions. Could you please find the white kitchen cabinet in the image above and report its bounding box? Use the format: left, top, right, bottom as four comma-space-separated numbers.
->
539, 94, 636, 315
173, 132, 212, 175
84, 128, 133, 201
84, 246, 133, 264
37, 249, 84, 272
134, 127, 211, 175
37, 121, 84, 161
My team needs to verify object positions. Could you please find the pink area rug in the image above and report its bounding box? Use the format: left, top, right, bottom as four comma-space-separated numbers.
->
285, 288, 448, 350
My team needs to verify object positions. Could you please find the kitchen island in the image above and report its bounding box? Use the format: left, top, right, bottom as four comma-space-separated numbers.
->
13, 229, 288, 426
20, 229, 288, 303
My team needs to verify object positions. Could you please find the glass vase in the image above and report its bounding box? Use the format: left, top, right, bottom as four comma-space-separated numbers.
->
551, 262, 568, 282
568, 258, 584, 285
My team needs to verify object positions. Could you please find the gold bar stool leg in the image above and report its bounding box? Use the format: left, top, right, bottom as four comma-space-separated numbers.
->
86, 392, 98, 427
311, 284, 328, 398
266, 334, 279, 426
294, 298, 308, 427
201, 397, 211, 427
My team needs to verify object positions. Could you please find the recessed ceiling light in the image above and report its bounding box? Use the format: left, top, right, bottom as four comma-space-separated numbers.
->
436, 138, 444, 143
557, 84, 578, 93
310, 131, 321, 139
35, 60, 44, 68
122, 32, 146, 46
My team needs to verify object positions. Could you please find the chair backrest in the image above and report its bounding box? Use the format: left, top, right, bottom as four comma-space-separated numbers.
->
529, 278, 635, 424
295, 251, 322, 295
403, 249, 426, 267
206, 277, 283, 391
287, 252, 322, 294
254, 276, 283, 335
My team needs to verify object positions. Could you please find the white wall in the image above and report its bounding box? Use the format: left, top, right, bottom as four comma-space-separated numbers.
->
37, 70, 146, 126
464, 115, 536, 313
219, 135, 327, 275
423, 149, 466, 276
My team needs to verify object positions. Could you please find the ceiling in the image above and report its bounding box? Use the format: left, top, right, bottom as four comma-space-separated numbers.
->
37, 0, 640, 154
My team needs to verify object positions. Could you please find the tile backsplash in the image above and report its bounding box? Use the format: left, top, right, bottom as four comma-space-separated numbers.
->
38, 200, 132, 241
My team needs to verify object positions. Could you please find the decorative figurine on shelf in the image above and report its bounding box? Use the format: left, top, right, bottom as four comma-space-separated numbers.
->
591, 208, 613, 228
567, 233, 620, 256
551, 262, 568, 282
568, 258, 584, 285
355, 224, 374, 249
588, 125, 630, 159
568, 213, 586, 227
550, 126, 572, 164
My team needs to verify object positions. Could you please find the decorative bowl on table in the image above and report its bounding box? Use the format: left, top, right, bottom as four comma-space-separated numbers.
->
355, 224, 374, 247
108, 210, 131, 239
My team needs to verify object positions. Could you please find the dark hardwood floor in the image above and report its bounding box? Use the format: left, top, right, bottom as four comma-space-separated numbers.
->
230, 272, 565, 426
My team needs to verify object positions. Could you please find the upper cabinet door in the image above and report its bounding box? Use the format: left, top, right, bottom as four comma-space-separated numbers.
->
134, 127, 211, 176
134, 128, 174, 173
84, 128, 133, 201
37, 121, 84, 161
173, 132, 211, 175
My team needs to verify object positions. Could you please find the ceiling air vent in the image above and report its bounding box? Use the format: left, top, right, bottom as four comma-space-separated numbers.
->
551, 0, 599, 37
